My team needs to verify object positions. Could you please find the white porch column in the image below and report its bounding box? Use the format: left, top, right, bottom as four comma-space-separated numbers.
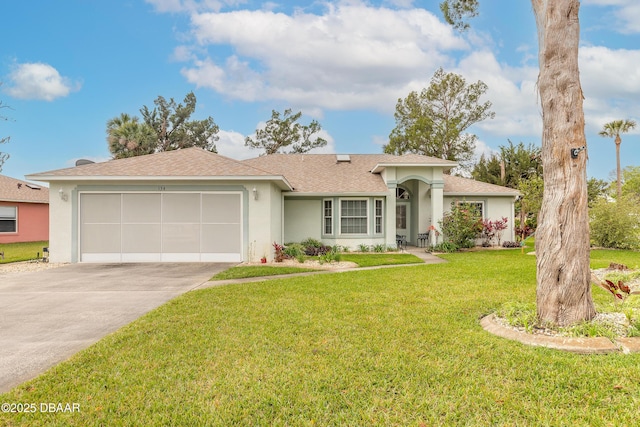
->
430, 182, 444, 246
386, 185, 397, 248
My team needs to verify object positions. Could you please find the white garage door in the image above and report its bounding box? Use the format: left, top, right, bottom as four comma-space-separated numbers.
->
80, 192, 242, 262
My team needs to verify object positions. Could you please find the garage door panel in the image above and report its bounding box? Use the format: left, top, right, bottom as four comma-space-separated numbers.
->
81, 194, 121, 223
163, 193, 200, 223
81, 224, 121, 253
122, 224, 161, 253
162, 223, 200, 253
123, 194, 161, 223
202, 224, 241, 252
202, 193, 241, 223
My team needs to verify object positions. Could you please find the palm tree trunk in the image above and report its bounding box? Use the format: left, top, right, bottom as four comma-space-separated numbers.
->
616, 136, 622, 198
532, 0, 596, 326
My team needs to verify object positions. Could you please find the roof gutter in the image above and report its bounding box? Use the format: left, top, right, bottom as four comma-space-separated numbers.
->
25, 175, 294, 191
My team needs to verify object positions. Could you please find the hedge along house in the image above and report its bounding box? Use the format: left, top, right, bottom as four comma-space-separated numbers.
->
0, 174, 49, 245
26, 147, 519, 263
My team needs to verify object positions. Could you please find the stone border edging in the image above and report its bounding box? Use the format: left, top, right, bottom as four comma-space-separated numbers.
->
481, 314, 640, 354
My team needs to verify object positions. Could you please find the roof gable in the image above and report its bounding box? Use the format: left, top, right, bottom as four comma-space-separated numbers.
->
243, 153, 457, 194
0, 175, 49, 203
443, 174, 520, 196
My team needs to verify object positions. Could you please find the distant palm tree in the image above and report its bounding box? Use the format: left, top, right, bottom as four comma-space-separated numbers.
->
106, 113, 156, 159
599, 119, 637, 198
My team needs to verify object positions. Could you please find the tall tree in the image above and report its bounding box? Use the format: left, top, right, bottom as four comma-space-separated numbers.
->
106, 113, 156, 159
245, 108, 327, 155
441, 0, 596, 326
0, 90, 10, 172
107, 92, 219, 159
472, 153, 503, 185
598, 119, 637, 198
384, 67, 494, 171
472, 140, 542, 188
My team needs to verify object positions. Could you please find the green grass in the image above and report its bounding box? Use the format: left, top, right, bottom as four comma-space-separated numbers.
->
3, 249, 640, 425
211, 265, 319, 280
211, 253, 424, 280
340, 253, 423, 267
0, 241, 48, 264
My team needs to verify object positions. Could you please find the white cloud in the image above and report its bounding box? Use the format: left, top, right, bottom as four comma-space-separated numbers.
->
5, 63, 80, 101
170, 1, 640, 150
584, 0, 640, 33
180, 3, 465, 111
215, 129, 254, 159
473, 139, 498, 161
455, 50, 541, 138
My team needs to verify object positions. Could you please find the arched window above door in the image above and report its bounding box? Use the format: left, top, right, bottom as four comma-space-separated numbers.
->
396, 187, 410, 200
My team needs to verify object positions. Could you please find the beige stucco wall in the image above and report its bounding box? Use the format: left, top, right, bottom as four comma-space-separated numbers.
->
283, 197, 390, 251
283, 199, 321, 243
47, 182, 75, 263
245, 182, 282, 262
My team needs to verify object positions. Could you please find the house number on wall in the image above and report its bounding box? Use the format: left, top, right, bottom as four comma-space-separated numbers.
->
158, 186, 166, 191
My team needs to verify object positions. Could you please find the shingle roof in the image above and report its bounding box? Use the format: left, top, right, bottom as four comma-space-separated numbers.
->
444, 174, 520, 196
26, 148, 518, 197
0, 174, 49, 203
243, 154, 396, 193
27, 147, 286, 181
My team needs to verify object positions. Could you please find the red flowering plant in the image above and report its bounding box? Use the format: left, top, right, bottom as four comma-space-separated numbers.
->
481, 217, 508, 247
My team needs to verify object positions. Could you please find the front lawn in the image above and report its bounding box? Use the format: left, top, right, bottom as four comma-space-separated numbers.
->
211, 253, 424, 280
2, 249, 640, 425
340, 252, 423, 267
0, 241, 48, 264
211, 265, 319, 280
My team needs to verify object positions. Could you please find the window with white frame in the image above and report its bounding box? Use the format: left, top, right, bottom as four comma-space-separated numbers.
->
340, 199, 368, 234
0, 206, 17, 233
374, 199, 383, 234
323, 199, 333, 235
455, 201, 484, 219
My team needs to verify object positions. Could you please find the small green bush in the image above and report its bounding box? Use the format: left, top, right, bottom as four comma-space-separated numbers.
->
358, 244, 370, 252
373, 244, 386, 253
319, 247, 341, 264
300, 238, 323, 248
590, 196, 640, 249
432, 242, 459, 253
283, 243, 305, 259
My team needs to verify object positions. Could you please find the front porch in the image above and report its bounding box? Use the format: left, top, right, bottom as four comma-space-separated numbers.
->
392, 177, 444, 248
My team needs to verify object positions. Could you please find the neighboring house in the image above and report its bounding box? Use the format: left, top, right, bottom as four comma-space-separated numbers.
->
0, 174, 49, 244
26, 147, 519, 263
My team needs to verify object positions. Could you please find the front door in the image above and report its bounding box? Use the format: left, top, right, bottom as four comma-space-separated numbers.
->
396, 201, 410, 243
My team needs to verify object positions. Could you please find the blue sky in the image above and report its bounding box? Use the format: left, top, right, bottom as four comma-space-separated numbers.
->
1, 0, 639, 182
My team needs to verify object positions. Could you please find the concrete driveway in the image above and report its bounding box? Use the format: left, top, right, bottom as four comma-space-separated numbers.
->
0, 262, 231, 394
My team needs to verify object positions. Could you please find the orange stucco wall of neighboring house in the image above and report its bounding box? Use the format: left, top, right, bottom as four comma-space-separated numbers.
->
0, 202, 49, 244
